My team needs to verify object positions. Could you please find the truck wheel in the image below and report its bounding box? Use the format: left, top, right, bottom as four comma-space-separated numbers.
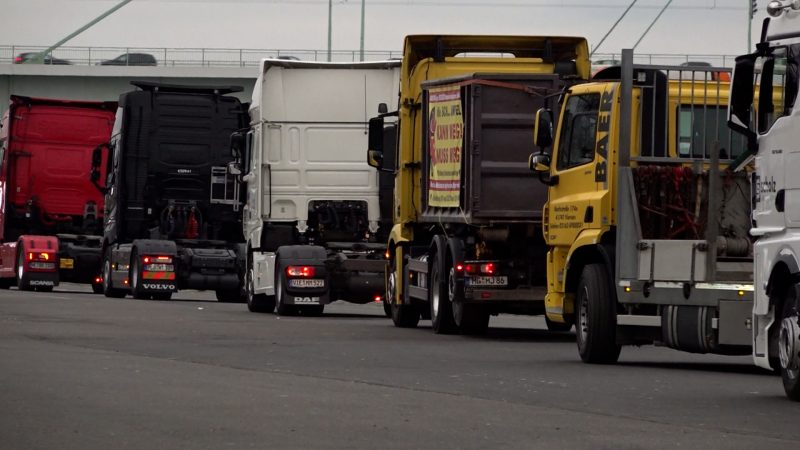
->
576, 264, 621, 364
381, 251, 393, 316
102, 250, 126, 298
0, 278, 14, 289
546, 316, 573, 332
275, 263, 296, 316
451, 270, 489, 335
779, 288, 800, 401
246, 265, 275, 313
430, 252, 457, 334
386, 258, 419, 327
16, 251, 33, 291
215, 289, 243, 303
129, 250, 148, 300
454, 302, 490, 335
305, 305, 325, 317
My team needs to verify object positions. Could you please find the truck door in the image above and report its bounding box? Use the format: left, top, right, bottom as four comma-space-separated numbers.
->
243, 128, 261, 244
546, 85, 608, 248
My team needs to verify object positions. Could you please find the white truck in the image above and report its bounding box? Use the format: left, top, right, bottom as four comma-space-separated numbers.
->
728, 0, 800, 400
234, 59, 401, 315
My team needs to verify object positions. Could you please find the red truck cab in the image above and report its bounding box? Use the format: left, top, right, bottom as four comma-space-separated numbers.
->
0, 96, 116, 291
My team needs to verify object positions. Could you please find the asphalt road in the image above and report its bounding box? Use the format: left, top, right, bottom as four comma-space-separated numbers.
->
0, 285, 797, 449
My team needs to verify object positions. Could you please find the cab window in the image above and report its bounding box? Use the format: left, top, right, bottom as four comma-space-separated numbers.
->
758, 44, 800, 133
556, 94, 600, 171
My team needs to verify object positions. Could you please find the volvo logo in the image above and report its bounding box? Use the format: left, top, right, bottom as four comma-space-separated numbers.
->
143, 283, 176, 290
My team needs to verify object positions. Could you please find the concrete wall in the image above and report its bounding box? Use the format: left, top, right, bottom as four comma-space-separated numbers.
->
0, 64, 258, 117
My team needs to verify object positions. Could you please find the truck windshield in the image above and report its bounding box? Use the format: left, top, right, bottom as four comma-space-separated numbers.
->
556, 94, 600, 170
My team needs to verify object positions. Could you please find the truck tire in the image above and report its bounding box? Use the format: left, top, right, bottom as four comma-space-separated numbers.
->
102, 249, 127, 298
305, 305, 325, 316
546, 316, 573, 332
430, 250, 458, 334
451, 269, 489, 335
0, 277, 14, 289
779, 288, 800, 401
454, 302, 490, 335
576, 264, 621, 364
215, 289, 243, 303
275, 262, 297, 316
16, 251, 33, 291
382, 296, 392, 318
384, 258, 398, 318
387, 258, 419, 328
102, 251, 126, 298
246, 263, 275, 313
129, 249, 149, 300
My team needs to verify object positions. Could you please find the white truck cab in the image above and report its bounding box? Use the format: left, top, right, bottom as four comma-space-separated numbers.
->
729, 0, 800, 400
236, 59, 400, 316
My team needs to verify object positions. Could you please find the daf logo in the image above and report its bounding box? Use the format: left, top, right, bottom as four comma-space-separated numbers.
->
177, 169, 193, 174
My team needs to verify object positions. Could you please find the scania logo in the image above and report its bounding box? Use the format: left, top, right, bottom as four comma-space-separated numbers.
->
29, 280, 55, 286
143, 283, 176, 291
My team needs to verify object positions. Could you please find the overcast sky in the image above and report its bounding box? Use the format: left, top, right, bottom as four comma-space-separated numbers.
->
0, 0, 767, 56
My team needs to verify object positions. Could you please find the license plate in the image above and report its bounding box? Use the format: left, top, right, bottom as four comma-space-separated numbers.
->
59, 258, 74, 269
289, 279, 325, 288
144, 264, 173, 272
467, 276, 508, 287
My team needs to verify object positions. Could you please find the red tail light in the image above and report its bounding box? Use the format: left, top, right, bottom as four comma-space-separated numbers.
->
481, 263, 496, 275
374, 295, 382, 302
465, 264, 477, 274
143, 255, 172, 264
286, 266, 315, 278
28, 252, 53, 262
14, 56, 22, 63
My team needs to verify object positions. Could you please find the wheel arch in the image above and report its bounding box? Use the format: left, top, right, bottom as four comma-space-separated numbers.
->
564, 241, 615, 315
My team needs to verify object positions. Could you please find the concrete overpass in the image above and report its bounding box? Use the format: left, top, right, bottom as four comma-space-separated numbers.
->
0, 64, 257, 117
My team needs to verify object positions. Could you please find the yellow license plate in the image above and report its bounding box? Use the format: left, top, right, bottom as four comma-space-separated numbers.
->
59, 258, 74, 269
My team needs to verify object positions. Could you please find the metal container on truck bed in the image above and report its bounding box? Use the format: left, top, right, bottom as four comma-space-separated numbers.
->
419, 74, 564, 224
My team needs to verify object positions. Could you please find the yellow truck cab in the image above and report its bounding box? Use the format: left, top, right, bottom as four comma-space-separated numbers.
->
531, 50, 757, 363
368, 35, 590, 333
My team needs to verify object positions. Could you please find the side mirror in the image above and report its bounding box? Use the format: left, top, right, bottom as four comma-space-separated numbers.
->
533, 108, 554, 150
368, 150, 384, 169
528, 152, 559, 186
529, 153, 551, 174
728, 53, 757, 145
91, 145, 103, 169
230, 132, 245, 159
367, 117, 385, 169
90, 144, 109, 194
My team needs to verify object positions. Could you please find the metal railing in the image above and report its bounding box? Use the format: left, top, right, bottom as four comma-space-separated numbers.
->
591, 52, 738, 68
0, 45, 402, 67
0, 45, 737, 68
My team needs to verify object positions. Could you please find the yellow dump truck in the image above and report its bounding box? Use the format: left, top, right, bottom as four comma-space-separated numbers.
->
367, 35, 590, 334
531, 50, 756, 362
